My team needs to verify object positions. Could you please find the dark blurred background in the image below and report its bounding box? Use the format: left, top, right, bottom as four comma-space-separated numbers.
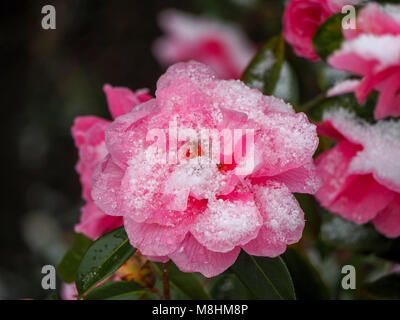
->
1, 0, 316, 299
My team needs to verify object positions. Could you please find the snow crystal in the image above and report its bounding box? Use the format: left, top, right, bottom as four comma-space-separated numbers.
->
380, 4, 400, 23
190, 197, 261, 252
252, 181, 304, 242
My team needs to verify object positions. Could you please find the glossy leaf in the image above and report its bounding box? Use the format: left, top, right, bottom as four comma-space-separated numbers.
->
84, 281, 145, 300
57, 233, 93, 283
312, 12, 344, 60
282, 247, 330, 300
230, 251, 296, 300
210, 273, 252, 300
294, 193, 321, 239
273, 61, 299, 105
241, 34, 285, 96
76, 227, 136, 295
310, 93, 377, 123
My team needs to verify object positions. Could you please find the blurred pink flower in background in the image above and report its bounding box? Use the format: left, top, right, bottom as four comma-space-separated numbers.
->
316, 108, 400, 237
71, 85, 152, 240
283, 0, 332, 60
153, 9, 255, 79
283, 0, 354, 61
91, 61, 320, 277
327, 3, 400, 120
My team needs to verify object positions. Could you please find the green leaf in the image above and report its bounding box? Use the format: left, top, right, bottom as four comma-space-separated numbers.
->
76, 227, 136, 295
154, 262, 211, 300
230, 251, 296, 300
310, 93, 377, 123
273, 61, 299, 105
84, 281, 145, 300
294, 193, 320, 239
45, 293, 60, 300
362, 273, 400, 300
312, 12, 344, 60
282, 247, 330, 300
210, 273, 252, 300
57, 233, 93, 283
241, 34, 285, 96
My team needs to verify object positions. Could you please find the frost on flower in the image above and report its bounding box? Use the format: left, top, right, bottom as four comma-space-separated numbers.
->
152, 9, 255, 79
91, 61, 320, 277
316, 108, 400, 237
328, 3, 400, 120
71, 85, 151, 240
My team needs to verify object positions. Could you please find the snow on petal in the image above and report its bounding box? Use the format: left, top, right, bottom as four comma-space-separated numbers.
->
329, 35, 400, 74
88, 61, 318, 277
316, 108, 400, 231
105, 99, 159, 168
322, 108, 400, 193
163, 156, 238, 208
243, 180, 305, 257
327, 79, 361, 97
190, 193, 262, 253
253, 111, 319, 176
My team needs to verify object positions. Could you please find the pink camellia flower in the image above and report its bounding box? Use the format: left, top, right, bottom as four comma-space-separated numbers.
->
327, 3, 400, 120
71, 85, 152, 240
91, 61, 320, 277
283, 0, 358, 61
316, 108, 400, 238
153, 9, 255, 79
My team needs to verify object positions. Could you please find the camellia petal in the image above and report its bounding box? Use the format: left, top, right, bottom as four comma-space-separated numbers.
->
243, 180, 305, 257
373, 195, 400, 238
316, 108, 400, 233
190, 193, 262, 253
169, 234, 241, 278
124, 216, 191, 256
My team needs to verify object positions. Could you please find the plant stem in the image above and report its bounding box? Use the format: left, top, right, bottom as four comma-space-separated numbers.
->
300, 92, 326, 113
162, 261, 170, 300
149, 287, 164, 299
